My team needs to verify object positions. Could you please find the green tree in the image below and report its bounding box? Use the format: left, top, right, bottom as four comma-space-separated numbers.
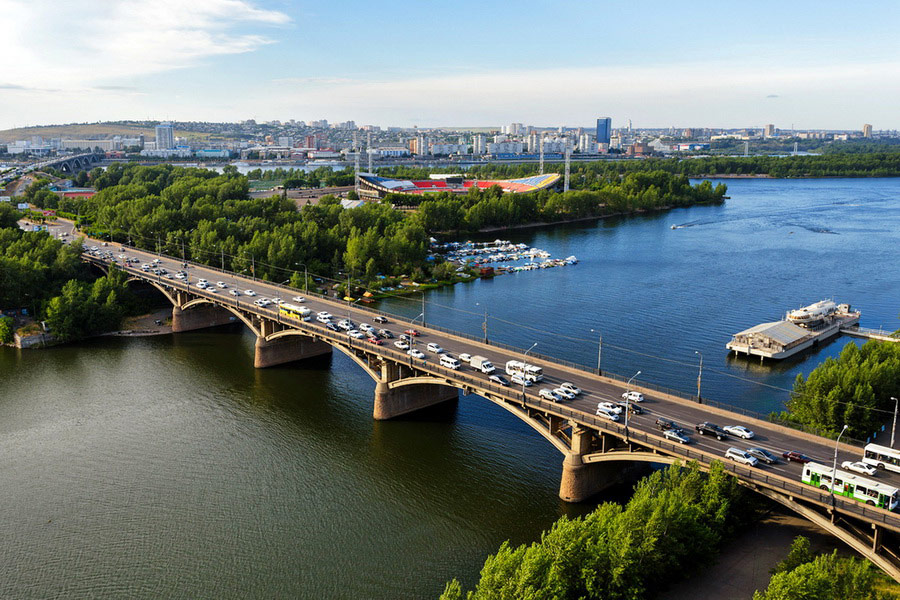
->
0, 316, 13, 343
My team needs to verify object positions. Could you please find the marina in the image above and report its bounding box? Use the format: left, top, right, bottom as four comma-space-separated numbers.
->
727, 301, 861, 361
433, 239, 578, 274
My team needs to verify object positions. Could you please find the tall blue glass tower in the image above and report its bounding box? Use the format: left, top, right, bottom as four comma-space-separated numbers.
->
596, 117, 612, 146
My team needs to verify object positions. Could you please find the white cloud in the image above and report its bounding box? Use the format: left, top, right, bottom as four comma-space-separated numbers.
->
0, 0, 289, 89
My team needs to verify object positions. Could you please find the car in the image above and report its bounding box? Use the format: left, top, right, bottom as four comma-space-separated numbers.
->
404, 328, 420, 337
373, 316, 388, 324
782, 451, 812, 464
359, 323, 373, 333
489, 374, 510, 386
842, 461, 878, 476
348, 330, 365, 339
655, 418, 679, 431
664, 429, 691, 444
725, 447, 759, 466
596, 407, 620, 421
621, 390, 645, 403
197, 278, 208, 285
407, 348, 425, 359
399, 334, 410, 342
511, 374, 533, 387
317, 315, 332, 324
695, 422, 729, 440
394, 340, 410, 350
216, 281, 227, 288
317, 311, 333, 320
292, 296, 306, 303
723, 425, 755, 440
458, 353, 472, 364
256, 299, 271, 307
229, 289, 241, 296
175, 272, 186, 280
539, 388, 561, 401
338, 320, 354, 331
597, 401, 623, 415
367, 336, 383, 345
377, 329, 394, 339
244, 289, 256, 296
747, 448, 779, 465
196, 282, 208, 289
208, 287, 218, 293
325, 322, 339, 332
615, 401, 643, 415
426, 343, 444, 354
272, 297, 283, 305
553, 387, 575, 401
560, 382, 581, 395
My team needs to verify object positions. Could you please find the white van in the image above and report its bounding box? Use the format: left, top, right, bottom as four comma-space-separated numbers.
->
440, 354, 461, 370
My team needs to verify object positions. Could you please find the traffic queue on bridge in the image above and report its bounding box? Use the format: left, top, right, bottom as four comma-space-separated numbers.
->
86, 242, 900, 515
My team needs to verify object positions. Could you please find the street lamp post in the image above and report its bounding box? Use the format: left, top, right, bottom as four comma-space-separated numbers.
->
523, 342, 538, 400
832, 424, 849, 508
295, 262, 309, 294
590, 328, 602, 375
695, 351, 703, 404
625, 370, 641, 436
476, 302, 488, 344
891, 397, 898, 448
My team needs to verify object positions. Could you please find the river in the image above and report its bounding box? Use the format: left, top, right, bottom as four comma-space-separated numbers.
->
0, 177, 898, 598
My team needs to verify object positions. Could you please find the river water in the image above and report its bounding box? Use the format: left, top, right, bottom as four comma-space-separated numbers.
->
1, 178, 898, 598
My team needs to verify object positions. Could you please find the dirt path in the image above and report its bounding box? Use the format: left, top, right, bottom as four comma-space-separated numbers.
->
107, 308, 172, 337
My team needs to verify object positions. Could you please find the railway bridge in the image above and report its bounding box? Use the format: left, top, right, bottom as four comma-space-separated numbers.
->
83, 245, 900, 581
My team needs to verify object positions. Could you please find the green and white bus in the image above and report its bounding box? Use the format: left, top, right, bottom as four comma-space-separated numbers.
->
862, 443, 900, 474
801, 462, 899, 511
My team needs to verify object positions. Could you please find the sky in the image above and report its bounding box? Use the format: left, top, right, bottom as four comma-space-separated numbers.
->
1, 0, 899, 131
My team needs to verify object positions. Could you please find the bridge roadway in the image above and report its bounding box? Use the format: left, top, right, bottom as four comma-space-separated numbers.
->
81, 241, 900, 578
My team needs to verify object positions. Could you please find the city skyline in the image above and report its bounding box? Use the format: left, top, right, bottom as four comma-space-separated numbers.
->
2, 1, 899, 131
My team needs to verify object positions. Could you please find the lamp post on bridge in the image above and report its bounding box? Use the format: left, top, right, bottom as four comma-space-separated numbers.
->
831, 423, 849, 509
476, 302, 488, 344
590, 328, 602, 375
891, 397, 898, 448
625, 370, 641, 438
695, 350, 703, 404
523, 342, 537, 401
295, 262, 309, 294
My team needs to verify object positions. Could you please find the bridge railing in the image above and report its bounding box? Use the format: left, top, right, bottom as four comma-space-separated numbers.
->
99, 249, 866, 446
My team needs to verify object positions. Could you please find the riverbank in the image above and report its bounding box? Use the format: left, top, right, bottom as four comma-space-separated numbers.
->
103, 308, 172, 337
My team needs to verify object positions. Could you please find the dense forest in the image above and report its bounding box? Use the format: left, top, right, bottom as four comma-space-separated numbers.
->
782, 341, 900, 440
24, 163, 724, 292
439, 461, 753, 600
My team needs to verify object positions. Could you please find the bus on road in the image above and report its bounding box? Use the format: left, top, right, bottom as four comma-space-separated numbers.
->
862, 443, 900, 474
801, 462, 899, 511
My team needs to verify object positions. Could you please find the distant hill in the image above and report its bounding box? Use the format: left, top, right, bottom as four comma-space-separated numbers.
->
0, 123, 209, 143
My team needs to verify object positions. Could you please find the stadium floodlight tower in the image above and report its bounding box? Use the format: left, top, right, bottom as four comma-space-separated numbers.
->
563, 137, 571, 192
539, 136, 545, 175
367, 130, 373, 173
353, 131, 360, 196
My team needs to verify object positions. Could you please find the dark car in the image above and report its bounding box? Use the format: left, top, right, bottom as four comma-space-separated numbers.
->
747, 447, 779, 464
695, 422, 728, 440
782, 450, 812, 464
655, 418, 678, 431
378, 329, 394, 339
325, 322, 339, 332
374, 316, 388, 324
617, 401, 643, 415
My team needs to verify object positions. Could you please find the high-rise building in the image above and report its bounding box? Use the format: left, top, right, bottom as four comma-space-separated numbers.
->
473, 134, 486, 155
155, 122, 174, 150
596, 117, 612, 146
578, 133, 595, 153
863, 123, 873, 138
764, 123, 776, 138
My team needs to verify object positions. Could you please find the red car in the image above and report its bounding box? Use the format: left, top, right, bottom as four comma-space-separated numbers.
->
404, 328, 420, 337
782, 451, 812, 464
367, 336, 383, 345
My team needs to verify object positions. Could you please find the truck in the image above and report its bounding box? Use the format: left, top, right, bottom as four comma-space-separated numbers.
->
470, 355, 495, 374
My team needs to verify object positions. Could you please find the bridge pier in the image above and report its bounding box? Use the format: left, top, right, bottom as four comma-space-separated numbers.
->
254, 334, 332, 368
373, 380, 458, 420
172, 304, 236, 333
559, 426, 626, 503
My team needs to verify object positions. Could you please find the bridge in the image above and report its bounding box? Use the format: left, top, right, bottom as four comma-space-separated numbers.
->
81, 242, 900, 580
1, 153, 104, 186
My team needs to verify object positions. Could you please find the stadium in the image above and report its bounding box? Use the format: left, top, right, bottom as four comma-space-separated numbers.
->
357, 173, 560, 200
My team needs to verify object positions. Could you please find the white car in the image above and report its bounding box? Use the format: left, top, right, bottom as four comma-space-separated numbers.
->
622, 391, 644, 403
842, 461, 878, 476
724, 425, 755, 440
292, 296, 306, 303
317, 315, 332, 324
458, 353, 472, 364
359, 323, 373, 333
407, 348, 425, 359
725, 447, 759, 466
426, 343, 444, 354
244, 289, 257, 296
272, 297, 283, 305
511, 374, 533, 387
175, 272, 186, 280
216, 281, 227, 288
229, 289, 241, 296
539, 388, 560, 401
317, 311, 333, 320
597, 401, 623, 415
196, 282, 208, 289
596, 407, 620, 421
394, 340, 410, 350
348, 330, 365, 339
553, 387, 575, 401
664, 429, 690, 444
560, 382, 581, 395
338, 320, 354, 331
